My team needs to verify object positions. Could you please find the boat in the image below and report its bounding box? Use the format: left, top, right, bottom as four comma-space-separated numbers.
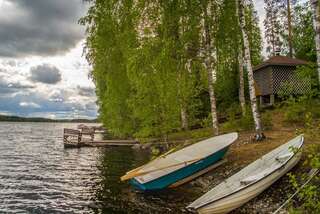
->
120, 132, 238, 191
187, 134, 304, 214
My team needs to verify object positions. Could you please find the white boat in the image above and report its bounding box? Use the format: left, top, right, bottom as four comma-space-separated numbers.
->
187, 135, 304, 214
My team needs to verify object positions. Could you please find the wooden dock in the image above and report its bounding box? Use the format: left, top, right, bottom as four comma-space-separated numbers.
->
63, 128, 139, 148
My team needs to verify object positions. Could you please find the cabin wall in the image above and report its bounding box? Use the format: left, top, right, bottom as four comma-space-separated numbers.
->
272, 66, 311, 95
253, 67, 272, 96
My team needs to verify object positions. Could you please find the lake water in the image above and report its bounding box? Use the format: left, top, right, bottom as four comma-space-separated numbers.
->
0, 122, 193, 214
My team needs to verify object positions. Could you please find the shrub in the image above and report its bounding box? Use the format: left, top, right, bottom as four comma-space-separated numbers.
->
289, 145, 320, 213
283, 96, 320, 124
261, 111, 273, 130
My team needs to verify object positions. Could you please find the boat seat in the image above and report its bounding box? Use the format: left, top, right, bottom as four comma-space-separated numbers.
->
240, 167, 274, 185
275, 153, 292, 163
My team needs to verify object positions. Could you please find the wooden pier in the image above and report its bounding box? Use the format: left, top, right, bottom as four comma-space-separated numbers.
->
63, 128, 139, 148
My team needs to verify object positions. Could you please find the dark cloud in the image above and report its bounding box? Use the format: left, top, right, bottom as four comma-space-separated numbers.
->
29, 64, 62, 84
0, 0, 88, 57
77, 86, 95, 97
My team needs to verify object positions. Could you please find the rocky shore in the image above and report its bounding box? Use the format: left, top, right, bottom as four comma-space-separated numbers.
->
120, 129, 312, 214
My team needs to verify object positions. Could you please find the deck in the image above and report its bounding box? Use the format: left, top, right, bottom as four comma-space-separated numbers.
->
63, 128, 139, 148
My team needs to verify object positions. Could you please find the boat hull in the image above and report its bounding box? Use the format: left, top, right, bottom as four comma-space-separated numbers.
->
197, 151, 302, 214
130, 147, 229, 191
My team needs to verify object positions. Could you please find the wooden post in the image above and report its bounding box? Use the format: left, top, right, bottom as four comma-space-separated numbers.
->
259, 96, 263, 107
270, 94, 275, 105
78, 132, 82, 143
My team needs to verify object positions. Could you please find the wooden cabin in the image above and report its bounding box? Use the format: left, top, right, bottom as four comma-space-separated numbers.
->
253, 56, 310, 105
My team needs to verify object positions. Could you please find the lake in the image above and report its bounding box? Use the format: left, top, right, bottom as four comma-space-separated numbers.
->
0, 122, 193, 214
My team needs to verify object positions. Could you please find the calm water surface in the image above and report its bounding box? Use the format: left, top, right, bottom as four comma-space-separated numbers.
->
0, 122, 193, 214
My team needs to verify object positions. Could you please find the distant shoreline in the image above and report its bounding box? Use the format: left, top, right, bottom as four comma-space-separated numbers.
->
0, 115, 98, 123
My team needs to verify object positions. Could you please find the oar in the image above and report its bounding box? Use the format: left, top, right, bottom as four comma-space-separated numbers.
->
121, 157, 202, 181
124, 148, 177, 175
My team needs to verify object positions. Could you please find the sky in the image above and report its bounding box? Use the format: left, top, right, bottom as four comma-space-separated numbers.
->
0, 0, 97, 119
0, 0, 265, 119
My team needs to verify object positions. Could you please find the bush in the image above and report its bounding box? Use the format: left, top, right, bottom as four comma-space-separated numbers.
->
261, 111, 273, 130
283, 96, 320, 125
289, 145, 320, 213
221, 105, 254, 131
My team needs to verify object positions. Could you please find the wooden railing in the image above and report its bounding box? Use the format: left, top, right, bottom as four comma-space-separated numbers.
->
63, 128, 95, 144
64, 128, 81, 144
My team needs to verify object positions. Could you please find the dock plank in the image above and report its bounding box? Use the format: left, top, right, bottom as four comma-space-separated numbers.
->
64, 139, 139, 148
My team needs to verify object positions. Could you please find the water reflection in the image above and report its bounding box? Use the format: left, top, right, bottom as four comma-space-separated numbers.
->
0, 122, 195, 214
92, 147, 196, 214
0, 122, 100, 213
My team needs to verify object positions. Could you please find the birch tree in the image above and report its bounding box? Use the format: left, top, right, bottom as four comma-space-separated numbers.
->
235, 0, 246, 116
238, 48, 246, 116
311, 0, 320, 84
201, 0, 219, 136
238, 0, 264, 140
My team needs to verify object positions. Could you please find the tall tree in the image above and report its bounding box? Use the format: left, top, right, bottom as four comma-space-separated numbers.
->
264, 0, 282, 56
311, 0, 320, 84
201, 0, 220, 135
246, 0, 263, 66
286, 0, 293, 57
292, 2, 316, 62
80, 0, 139, 137
235, 0, 246, 115
278, 0, 299, 57
238, 45, 246, 116
238, 0, 264, 140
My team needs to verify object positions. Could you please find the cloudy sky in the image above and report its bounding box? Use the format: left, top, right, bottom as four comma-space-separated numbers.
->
0, 0, 97, 119
0, 0, 265, 119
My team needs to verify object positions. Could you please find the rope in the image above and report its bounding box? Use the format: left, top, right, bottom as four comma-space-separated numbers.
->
272, 168, 319, 214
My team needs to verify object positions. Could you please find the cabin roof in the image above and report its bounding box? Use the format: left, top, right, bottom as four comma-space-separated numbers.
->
253, 56, 308, 71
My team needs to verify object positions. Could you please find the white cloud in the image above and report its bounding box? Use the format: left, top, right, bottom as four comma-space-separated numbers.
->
19, 102, 41, 108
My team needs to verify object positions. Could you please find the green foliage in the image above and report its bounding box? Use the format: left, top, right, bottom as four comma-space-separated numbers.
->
292, 3, 316, 62
288, 145, 320, 213
80, 0, 263, 138
221, 105, 254, 132
215, 0, 262, 111
79, 0, 139, 137
261, 111, 273, 130
244, 1, 263, 66
283, 96, 320, 124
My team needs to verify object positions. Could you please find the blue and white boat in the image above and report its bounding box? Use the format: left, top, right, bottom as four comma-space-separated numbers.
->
121, 132, 238, 191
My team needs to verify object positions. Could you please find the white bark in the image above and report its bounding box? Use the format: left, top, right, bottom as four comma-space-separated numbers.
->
238, 49, 246, 116
206, 57, 219, 136
203, 10, 219, 136
311, 0, 320, 84
181, 106, 188, 130
238, 0, 263, 136
235, 1, 246, 116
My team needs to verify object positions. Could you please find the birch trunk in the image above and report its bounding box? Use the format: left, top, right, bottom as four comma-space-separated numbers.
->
235, 1, 246, 116
180, 106, 188, 130
238, 49, 246, 116
206, 57, 219, 136
238, 0, 263, 139
203, 9, 219, 136
311, 0, 320, 84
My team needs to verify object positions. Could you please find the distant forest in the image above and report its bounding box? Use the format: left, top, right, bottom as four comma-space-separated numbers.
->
0, 115, 97, 123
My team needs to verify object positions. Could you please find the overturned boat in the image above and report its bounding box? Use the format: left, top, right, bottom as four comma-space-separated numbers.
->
187, 134, 304, 214
121, 132, 238, 191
